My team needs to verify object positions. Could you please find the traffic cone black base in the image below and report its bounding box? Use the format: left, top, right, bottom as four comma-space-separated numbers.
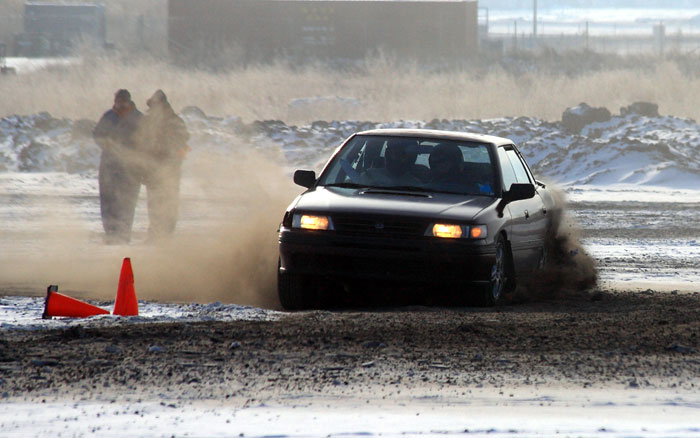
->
42, 285, 109, 319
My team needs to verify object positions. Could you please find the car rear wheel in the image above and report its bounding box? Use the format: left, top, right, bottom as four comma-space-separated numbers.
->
477, 235, 510, 307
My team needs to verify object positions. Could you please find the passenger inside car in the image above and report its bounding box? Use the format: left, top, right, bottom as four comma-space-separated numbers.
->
429, 143, 463, 183
359, 139, 422, 186
426, 143, 496, 195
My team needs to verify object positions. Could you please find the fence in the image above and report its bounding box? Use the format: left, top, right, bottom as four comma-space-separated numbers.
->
481, 16, 700, 56
487, 31, 700, 56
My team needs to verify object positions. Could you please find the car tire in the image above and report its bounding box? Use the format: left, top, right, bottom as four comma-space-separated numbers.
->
476, 234, 510, 307
503, 239, 517, 294
538, 245, 548, 270
278, 260, 309, 310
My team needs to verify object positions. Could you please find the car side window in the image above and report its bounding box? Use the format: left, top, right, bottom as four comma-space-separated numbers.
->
512, 146, 538, 184
506, 149, 532, 184
498, 147, 517, 191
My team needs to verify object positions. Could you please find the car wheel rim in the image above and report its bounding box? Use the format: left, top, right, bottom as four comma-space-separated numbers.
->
490, 242, 505, 300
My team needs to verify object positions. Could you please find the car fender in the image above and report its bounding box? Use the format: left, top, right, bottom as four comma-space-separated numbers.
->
498, 205, 513, 245
280, 194, 305, 230
473, 198, 511, 246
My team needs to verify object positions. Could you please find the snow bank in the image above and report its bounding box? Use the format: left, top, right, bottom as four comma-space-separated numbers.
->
1, 105, 699, 191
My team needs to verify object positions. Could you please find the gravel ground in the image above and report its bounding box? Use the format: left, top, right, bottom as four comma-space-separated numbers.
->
1, 289, 699, 404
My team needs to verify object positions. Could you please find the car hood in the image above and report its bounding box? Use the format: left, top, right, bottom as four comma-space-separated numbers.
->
293, 186, 496, 222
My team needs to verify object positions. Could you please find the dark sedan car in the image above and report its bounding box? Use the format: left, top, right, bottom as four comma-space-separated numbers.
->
278, 129, 555, 309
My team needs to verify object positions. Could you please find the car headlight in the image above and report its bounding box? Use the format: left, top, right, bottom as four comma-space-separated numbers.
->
292, 214, 334, 231
432, 223, 463, 239
428, 224, 487, 239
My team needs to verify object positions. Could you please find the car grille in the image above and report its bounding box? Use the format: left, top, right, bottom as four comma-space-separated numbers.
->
332, 214, 427, 238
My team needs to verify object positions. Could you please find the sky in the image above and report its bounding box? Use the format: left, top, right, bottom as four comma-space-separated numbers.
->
480, 0, 700, 8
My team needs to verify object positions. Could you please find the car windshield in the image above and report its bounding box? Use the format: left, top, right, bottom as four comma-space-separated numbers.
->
317, 135, 496, 197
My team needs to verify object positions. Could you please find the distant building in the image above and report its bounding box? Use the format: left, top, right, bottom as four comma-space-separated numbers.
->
168, 0, 478, 65
14, 2, 106, 56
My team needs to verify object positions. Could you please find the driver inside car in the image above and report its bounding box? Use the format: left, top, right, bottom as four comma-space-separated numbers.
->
359, 139, 421, 187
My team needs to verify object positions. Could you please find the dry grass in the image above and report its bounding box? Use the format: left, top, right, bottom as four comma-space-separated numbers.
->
2, 52, 699, 123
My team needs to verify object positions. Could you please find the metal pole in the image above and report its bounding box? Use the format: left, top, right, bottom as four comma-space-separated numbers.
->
533, 0, 537, 45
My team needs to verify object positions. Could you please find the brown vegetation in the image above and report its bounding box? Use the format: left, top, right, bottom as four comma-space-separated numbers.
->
2, 53, 700, 125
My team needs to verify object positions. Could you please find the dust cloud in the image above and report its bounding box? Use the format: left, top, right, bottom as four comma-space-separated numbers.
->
511, 186, 598, 302
127, 149, 300, 308
0, 147, 299, 309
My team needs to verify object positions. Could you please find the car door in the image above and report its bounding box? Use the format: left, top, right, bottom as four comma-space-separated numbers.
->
498, 146, 547, 273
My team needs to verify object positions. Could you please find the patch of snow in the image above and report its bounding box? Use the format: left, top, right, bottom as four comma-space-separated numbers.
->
3, 57, 81, 74
1, 389, 700, 438
564, 185, 700, 203
288, 95, 363, 109
584, 238, 700, 288
0, 296, 281, 331
0, 172, 97, 196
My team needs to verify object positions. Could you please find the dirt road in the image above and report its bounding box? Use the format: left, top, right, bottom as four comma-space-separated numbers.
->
1, 290, 698, 403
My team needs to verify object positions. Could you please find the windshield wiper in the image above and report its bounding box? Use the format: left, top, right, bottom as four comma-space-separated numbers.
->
381, 185, 435, 193
376, 186, 487, 196
322, 182, 368, 189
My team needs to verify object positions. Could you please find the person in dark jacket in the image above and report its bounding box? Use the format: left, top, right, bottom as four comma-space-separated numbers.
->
93, 89, 143, 244
138, 89, 190, 240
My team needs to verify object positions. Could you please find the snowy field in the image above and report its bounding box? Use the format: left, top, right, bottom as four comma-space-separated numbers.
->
1, 107, 699, 437
3, 389, 700, 438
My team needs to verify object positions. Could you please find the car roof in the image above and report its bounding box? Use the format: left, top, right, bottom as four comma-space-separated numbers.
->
355, 128, 513, 147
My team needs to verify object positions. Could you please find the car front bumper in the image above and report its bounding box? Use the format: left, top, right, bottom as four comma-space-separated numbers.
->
279, 228, 496, 285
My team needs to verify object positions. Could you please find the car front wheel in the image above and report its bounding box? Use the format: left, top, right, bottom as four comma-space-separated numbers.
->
278, 260, 310, 310
477, 235, 510, 307
538, 245, 548, 270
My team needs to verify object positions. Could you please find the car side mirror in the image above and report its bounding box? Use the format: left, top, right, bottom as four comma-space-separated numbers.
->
504, 183, 535, 203
293, 169, 316, 188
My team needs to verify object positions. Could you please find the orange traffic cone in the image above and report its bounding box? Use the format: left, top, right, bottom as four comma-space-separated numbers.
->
42, 285, 109, 319
113, 257, 138, 316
